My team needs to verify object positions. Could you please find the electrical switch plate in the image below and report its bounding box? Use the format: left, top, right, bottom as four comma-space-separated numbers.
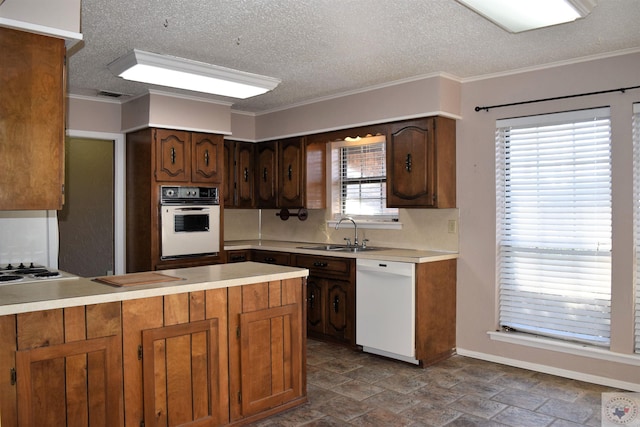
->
448, 220, 458, 234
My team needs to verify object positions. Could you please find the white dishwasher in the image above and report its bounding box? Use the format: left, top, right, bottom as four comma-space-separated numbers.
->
356, 258, 418, 364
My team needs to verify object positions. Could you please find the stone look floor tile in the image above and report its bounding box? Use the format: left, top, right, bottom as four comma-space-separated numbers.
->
451, 395, 508, 419
248, 339, 622, 426
492, 406, 556, 427
536, 398, 594, 424
491, 387, 548, 410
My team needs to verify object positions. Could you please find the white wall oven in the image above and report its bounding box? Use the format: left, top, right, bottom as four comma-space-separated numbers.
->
160, 186, 220, 258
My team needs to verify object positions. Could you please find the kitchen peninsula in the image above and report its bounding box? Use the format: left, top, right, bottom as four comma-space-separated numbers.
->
0, 262, 308, 427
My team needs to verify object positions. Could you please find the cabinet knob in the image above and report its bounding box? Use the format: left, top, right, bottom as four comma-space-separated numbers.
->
312, 261, 328, 268
405, 153, 412, 172
288, 164, 293, 180
333, 295, 340, 313
309, 292, 315, 309
170, 147, 176, 164
243, 167, 249, 182
204, 149, 209, 166
263, 167, 268, 182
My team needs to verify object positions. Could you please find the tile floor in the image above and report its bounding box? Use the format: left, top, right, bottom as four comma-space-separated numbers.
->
252, 339, 623, 426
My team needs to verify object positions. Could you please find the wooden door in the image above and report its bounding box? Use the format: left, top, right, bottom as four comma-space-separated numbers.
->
16, 336, 121, 427
142, 320, 222, 427
325, 280, 352, 342
155, 129, 190, 182
192, 133, 223, 183
278, 138, 305, 208
236, 142, 255, 208
2, 303, 124, 427
0, 28, 65, 210
256, 141, 278, 208
306, 277, 325, 335
239, 303, 302, 417
387, 119, 435, 207
223, 140, 235, 206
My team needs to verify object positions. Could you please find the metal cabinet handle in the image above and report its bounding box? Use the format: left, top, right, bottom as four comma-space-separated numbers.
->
264, 257, 276, 263
230, 255, 246, 262
405, 153, 412, 172
204, 149, 209, 166
333, 295, 340, 313
170, 147, 176, 164
312, 262, 328, 268
263, 167, 268, 182
243, 167, 249, 182
288, 164, 292, 180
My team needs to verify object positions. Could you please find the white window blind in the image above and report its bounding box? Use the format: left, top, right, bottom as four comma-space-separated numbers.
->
336, 137, 398, 219
633, 103, 640, 353
496, 107, 612, 347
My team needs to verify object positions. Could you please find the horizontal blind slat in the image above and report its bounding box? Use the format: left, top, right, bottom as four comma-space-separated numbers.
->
497, 108, 612, 347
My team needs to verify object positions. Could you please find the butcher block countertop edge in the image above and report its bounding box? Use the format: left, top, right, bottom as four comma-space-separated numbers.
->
0, 262, 308, 316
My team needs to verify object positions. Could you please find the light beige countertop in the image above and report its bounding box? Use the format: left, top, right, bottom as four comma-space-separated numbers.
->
0, 262, 308, 316
224, 240, 458, 263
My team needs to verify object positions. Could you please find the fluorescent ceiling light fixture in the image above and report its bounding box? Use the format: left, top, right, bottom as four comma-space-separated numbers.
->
456, 0, 596, 33
108, 49, 281, 99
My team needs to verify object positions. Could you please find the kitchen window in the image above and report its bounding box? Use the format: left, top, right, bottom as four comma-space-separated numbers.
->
496, 107, 612, 347
330, 135, 398, 224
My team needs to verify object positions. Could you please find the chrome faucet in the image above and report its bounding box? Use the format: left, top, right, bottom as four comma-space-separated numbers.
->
335, 217, 358, 247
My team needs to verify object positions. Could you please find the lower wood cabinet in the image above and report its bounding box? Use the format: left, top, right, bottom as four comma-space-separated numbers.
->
0, 278, 306, 427
227, 279, 306, 422
0, 303, 123, 427
293, 254, 355, 346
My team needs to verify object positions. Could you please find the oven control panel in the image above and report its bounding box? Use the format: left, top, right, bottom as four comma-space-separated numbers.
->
161, 186, 219, 205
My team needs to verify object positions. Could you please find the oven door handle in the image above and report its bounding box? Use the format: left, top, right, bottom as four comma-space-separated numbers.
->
173, 207, 209, 212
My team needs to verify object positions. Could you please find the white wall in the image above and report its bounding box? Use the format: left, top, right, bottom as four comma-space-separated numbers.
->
457, 51, 640, 389
0, 211, 59, 268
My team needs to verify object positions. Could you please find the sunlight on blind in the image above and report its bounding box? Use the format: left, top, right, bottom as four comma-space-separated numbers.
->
633, 103, 640, 352
496, 107, 612, 347
338, 139, 397, 219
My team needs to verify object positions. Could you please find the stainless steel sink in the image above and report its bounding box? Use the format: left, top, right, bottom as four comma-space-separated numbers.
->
298, 244, 382, 252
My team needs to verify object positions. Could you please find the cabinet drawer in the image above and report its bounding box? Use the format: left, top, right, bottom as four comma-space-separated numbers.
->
227, 250, 251, 263
293, 255, 353, 278
251, 250, 291, 266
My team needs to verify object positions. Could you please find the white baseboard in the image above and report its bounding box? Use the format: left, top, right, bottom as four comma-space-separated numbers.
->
456, 347, 640, 392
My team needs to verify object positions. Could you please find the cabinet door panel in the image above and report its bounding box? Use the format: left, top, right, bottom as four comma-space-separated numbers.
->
192, 133, 223, 183
236, 142, 255, 208
256, 141, 278, 208
278, 138, 305, 208
142, 319, 221, 427
0, 28, 65, 210
16, 335, 121, 427
223, 140, 235, 206
156, 129, 190, 182
239, 303, 302, 417
326, 281, 351, 341
388, 123, 434, 205
306, 277, 324, 334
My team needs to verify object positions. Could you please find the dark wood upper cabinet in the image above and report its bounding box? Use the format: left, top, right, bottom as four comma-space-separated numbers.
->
387, 117, 456, 208
225, 140, 256, 208
191, 132, 224, 183
278, 137, 306, 208
0, 28, 66, 210
256, 141, 278, 208
155, 129, 190, 182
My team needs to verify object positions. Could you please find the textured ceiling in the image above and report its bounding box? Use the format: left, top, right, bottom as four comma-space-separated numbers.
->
67, 0, 640, 113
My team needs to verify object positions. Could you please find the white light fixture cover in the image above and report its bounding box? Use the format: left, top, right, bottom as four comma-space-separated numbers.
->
456, 0, 597, 33
107, 49, 281, 99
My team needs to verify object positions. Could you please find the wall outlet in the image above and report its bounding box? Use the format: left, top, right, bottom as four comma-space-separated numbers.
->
447, 220, 458, 234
